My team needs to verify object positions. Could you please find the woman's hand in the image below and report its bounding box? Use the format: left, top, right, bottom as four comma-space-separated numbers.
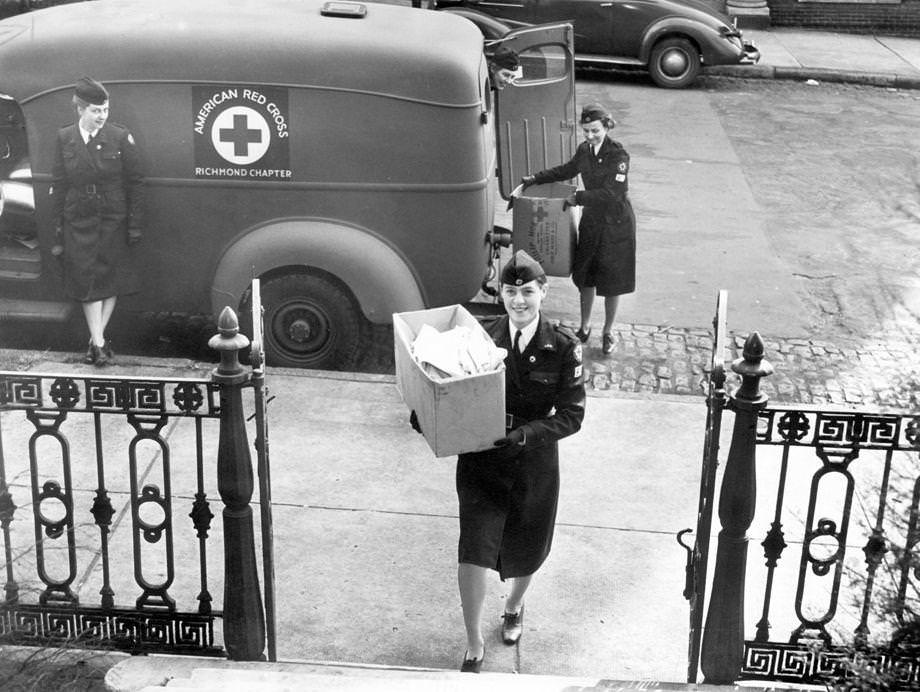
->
562, 194, 578, 210
520, 175, 536, 189
494, 427, 526, 448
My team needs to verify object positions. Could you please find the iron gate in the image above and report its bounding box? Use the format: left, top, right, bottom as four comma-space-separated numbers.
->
0, 285, 275, 659
684, 291, 920, 688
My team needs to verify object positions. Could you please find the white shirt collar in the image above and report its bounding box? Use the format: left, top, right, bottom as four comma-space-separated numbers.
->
509, 314, 540, 352
79, 124, 98, 144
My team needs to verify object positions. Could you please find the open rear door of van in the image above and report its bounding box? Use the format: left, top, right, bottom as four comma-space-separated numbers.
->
493, 22, 576, 200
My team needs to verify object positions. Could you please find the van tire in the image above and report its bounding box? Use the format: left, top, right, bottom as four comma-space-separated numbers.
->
260, 272, 363, 370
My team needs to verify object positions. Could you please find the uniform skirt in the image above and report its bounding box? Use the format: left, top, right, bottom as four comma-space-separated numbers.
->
61, 196, 138, 301
456, 448, 560, 580
572, 199, 636, 297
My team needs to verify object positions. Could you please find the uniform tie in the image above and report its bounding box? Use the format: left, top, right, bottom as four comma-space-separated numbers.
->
513, 329, 522, 357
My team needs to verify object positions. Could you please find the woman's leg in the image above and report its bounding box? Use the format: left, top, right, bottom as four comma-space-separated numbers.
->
458, 563, 488, 659
603, 294, 620, 335
579, 287, 595, 333
100, 296, 117, 335
504, 573, 532, 614
82, 301, 105, 347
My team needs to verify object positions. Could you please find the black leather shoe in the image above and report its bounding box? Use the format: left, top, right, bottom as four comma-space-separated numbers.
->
102, 339, 115, 364
602, 332, 615, 355
574, 327, 591, 343
460, 650, 484, 673
93, 345, 110, 367
501, 605, 524, 645
82, 340, 97, 364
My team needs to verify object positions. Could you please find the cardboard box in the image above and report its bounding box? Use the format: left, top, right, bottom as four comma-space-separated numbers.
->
393, 305, 505, 458
512, 182, 579, 277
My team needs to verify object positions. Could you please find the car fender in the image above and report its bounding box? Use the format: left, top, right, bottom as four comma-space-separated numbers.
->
210, 218, 425, 324
638, 17, 730, 65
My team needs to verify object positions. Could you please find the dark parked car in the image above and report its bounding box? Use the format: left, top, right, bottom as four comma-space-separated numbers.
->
435, 0, 759, 88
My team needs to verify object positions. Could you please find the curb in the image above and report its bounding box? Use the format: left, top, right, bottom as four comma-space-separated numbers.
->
705, 64, 920, 89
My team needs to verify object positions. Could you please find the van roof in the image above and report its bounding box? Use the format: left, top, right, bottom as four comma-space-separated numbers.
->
0, 0, 485, 106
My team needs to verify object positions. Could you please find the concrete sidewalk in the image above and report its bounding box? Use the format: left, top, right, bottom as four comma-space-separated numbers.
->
0, 352, 720, 688
708, 27, 920, 88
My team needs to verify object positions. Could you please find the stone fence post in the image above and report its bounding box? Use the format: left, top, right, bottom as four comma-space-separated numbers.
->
209, 306, 266, 660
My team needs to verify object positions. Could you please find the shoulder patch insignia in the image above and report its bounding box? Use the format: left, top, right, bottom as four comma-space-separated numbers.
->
573, 343, 583, 364
127, 133, 136, 145
574, 364, 583, 379
615, 174, 626, 182
617, 161, 627, 172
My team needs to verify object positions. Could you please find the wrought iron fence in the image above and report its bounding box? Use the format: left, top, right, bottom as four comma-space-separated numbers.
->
696, 326, 920, 689
0, 370, 224, 655
739, 406, 920, 686
0, 306, 271, 660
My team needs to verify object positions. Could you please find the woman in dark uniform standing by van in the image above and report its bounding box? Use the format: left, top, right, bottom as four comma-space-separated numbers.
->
51, 76, 145, 366
523, 102, 635, 356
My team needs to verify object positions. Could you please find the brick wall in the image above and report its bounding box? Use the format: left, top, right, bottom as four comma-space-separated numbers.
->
768, 0, 920, 36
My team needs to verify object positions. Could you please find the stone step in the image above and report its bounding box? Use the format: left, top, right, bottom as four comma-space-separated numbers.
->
108, 657, 818, 692
143, 666, 605, 691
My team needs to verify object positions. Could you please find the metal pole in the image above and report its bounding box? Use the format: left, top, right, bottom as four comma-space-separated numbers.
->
250, 279, 277, 662
700, 331, 772, 683
210, 307, 266, 661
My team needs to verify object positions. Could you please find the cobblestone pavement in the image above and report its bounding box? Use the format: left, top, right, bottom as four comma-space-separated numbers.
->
572, 321, 920, 410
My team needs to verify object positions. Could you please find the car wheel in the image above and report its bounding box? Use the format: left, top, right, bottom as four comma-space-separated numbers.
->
648, 37, 701, 89
259, 272, 363, 370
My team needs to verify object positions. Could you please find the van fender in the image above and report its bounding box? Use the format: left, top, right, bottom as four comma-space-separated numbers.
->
210, 218, 426, 324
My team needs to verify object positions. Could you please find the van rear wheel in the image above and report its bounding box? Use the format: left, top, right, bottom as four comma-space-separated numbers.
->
260, 272, 363, 370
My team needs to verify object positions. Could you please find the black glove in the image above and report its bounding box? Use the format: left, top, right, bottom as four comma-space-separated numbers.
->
562, 194, 577, 211
128, 227, 143, 245
409, 410, 423, 435
492, 427, 526, 460
520, 175, 536, 189
494, 427, 526, 449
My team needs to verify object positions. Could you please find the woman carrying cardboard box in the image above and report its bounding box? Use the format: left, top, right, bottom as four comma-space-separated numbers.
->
413, 250, 586, 672
522, 102, 635, 356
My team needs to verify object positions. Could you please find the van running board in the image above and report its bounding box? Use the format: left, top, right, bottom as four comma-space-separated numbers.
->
0, 298, 74, 322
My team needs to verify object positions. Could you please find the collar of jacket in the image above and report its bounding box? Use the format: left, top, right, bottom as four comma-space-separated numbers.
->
532, 315, 559, 352
490, 313, 558, 352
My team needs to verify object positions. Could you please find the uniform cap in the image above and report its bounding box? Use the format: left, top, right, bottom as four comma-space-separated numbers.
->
580, 102, 613, 125
501, 250, 546, 286
488, 46, 520, 71
74, 76, 108, 105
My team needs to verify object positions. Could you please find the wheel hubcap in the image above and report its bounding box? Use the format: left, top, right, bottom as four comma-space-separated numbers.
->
288, 318, 312, 343
660, 49, 690, 78
272, 302, 332, 359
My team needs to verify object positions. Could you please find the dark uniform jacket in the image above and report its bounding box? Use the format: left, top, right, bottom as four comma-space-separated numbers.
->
456, 313, 586, 579
533, 136, 635, 296
51, 121, 145, 301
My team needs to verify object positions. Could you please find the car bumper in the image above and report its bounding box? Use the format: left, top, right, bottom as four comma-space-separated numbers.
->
740, 40, 760, 64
